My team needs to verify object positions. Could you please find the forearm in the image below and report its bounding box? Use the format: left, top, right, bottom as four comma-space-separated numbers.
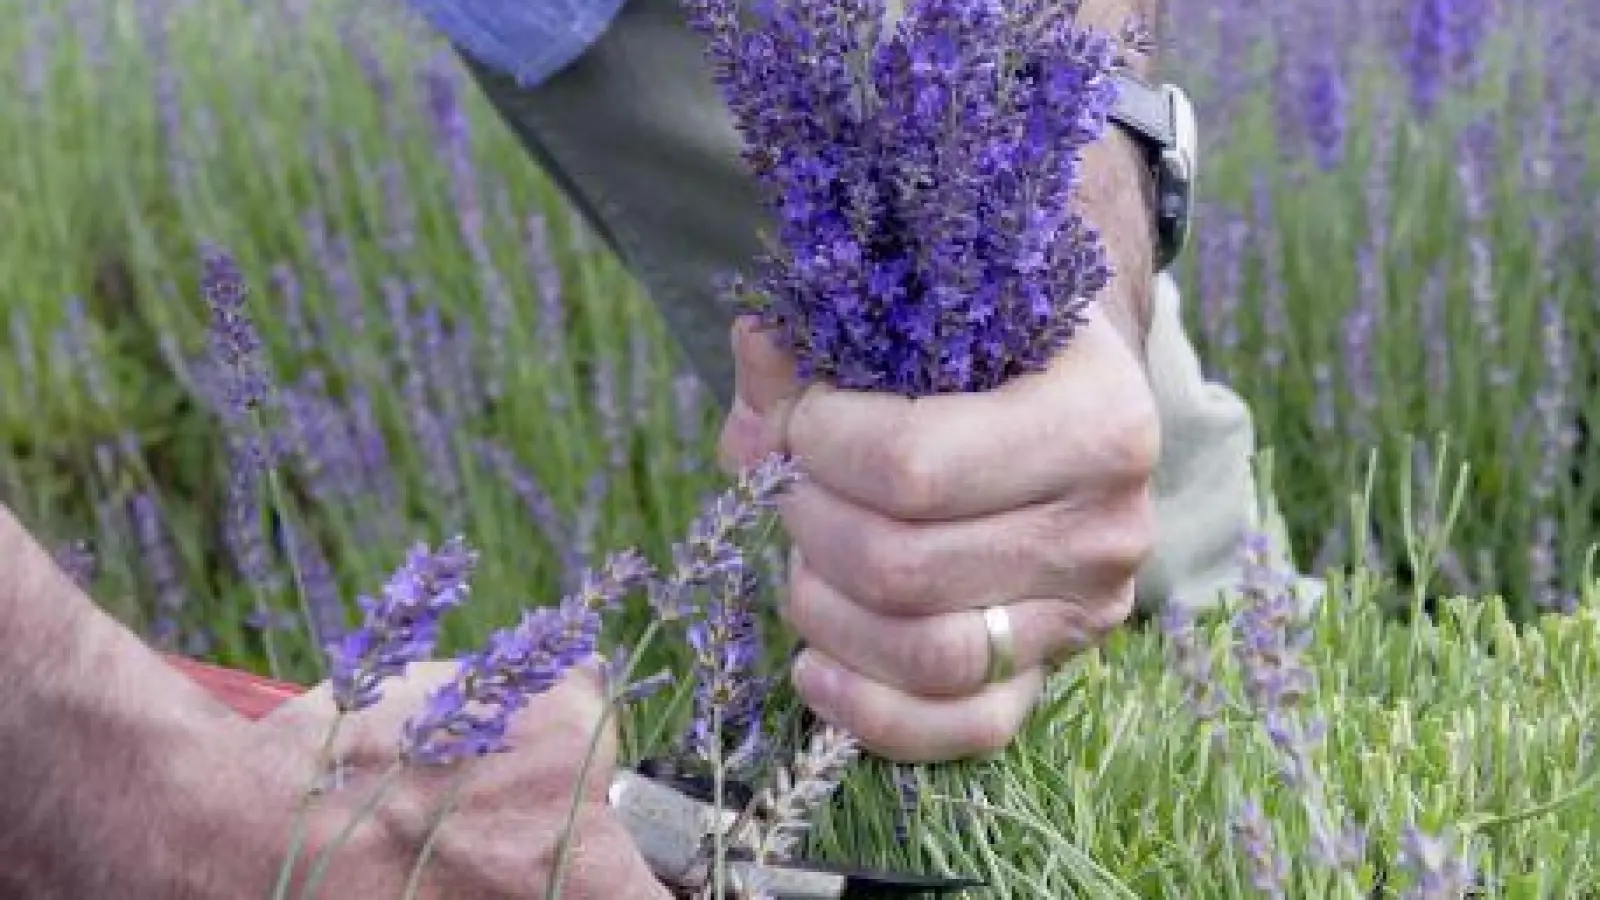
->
1077, 0, 1163, 353
0, 505, 268, 896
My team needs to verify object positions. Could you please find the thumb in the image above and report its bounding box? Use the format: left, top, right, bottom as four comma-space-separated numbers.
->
534, 663, 625, 802
732, 315, 800, 416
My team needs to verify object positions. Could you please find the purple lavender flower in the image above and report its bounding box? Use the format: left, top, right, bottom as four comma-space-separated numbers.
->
472, 439, 582, 586
682, 0, 1121, 396
271, 263, 314, 354
1158, 603, 1225, 720
327, 536, 478, 713
129, 491, 188, 630
61, 297, 112, 410
683, 565, 771, 773
1250, 177, 1288, 372
9, 307, 37, 403
223, 438, 278, 591
1402, 0, 1494, 119
280, 371, 365, 508
524, 213, 569, 406
649, 454, 803, 621
1195, 203, 1247, 364
1229, 533, 1368, 880
1302, 50, 1348, 171
282, 519, 347, 652
592, 355, 628, 472
1230, 798, 1288, 898
400, 549, 652, 764
1396, 825, 1476, 899
201, 244, 272, 421
673, 370, 709, 474
52, 540, 97, 589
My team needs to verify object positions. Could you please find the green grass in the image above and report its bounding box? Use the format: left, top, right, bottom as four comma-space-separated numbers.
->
3, 0, 1599, 896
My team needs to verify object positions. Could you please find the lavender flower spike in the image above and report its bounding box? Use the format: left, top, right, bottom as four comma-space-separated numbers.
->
200, 243, 271, 419
682, 0, 1122, 396
400, 550, 653, 765
1397, 825, 1477, 899
649, 453, 803, 620
327, 537, 479, 713
684, 566, 771, 773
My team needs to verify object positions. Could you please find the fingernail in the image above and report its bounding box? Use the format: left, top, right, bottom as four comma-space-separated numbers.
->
793, 650, 840, 717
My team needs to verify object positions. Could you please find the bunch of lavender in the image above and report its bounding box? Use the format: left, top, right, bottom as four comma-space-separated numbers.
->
682, 0, 1127, 396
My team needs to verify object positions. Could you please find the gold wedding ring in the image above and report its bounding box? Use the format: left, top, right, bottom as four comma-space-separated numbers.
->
981, 605, 1017, 685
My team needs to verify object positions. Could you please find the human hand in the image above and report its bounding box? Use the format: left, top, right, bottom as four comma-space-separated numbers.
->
254, 662, 672, 900
718, 305, 1160, 763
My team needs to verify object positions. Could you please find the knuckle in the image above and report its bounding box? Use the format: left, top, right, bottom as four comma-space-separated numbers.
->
1092, 495, 1158, 579
854, 528, 926, 613
964, 701, 1020, 756
1100, 390, 1161, 483
876, 429, 946, 518
900, 622, 983, 696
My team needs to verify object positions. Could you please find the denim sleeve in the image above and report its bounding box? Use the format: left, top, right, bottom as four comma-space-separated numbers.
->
406, 0, 628, 87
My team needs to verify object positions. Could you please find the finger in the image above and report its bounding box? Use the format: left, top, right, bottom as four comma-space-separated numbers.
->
778, 480, 1152, 616
783, 558, 1130, 697
719, 317, 804, 472
717, 393, 772, 473
509, 664, 620, 802
731, 315, 800, 416
422, 803, 674, 900
560, 812, 677, 900
791, 648, 1046, 763
783, 309, 1159, 521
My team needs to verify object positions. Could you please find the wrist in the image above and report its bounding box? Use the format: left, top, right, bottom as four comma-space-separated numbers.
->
0, 507, 247, 896
1080, 126, 1157, 356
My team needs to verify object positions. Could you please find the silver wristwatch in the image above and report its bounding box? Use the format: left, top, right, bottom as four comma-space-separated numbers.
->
1106, 72, 1198, 272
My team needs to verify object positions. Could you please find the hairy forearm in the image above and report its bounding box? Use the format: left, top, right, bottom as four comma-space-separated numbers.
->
1078, 0, 1163, 352
0, 506, 273, 896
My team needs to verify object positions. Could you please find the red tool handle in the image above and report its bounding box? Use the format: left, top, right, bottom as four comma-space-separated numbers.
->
164, 653, 307, 721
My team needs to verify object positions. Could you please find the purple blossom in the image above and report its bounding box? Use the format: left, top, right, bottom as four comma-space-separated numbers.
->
129, 491, 188, 629
61, 297, 112, 410
1302, 50, 1348, 171
649, 454, 803, 621
1249, 177, 1287, 372
223, 438, 278, 591
1230, 798, 1288, 899
524, 213, 569, 405
682, 0, 1121, 396
9, 307, 37, 403
201, 244, 272, 421
328, 536, 478, 713
400, 549, 653, 765
1397, 825, 1477, 899
270, 263, 314, 354
279, 371, 365, 508
472, 439, 582, 587
1158, 603, 1225, 720
672, 370, 709, 474
683, 564, 771, 774
592, 355, 627, 472
52, 540, 97, 589
1402, 0, 1494, 119
282, 519, 347, 651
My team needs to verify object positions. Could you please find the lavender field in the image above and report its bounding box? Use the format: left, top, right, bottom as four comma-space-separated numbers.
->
3, 0, 1599, 896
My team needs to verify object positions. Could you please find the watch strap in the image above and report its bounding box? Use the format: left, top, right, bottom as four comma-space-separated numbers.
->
1108, 71, 1175, 152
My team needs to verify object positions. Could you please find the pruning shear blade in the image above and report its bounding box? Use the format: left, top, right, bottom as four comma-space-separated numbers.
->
608, 768, 983, 899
